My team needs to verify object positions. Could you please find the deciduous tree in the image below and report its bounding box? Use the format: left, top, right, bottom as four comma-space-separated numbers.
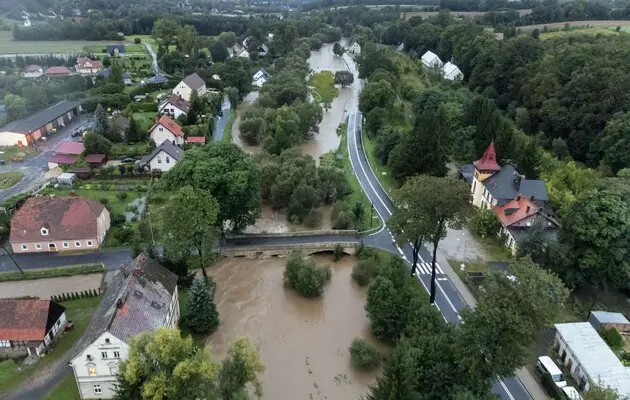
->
4, 94, 26, 122
83, 132, 112, 154
218, 337, 265, 400
334, 70, 354, 87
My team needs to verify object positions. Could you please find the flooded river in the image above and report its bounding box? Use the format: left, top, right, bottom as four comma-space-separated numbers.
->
206, 255, 382, 399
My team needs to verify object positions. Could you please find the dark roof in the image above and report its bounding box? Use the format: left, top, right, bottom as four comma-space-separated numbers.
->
10, 196, 105, 242
85, 154, 106, 163
161, 93, 191, 113
71, 253, 178, 358
146, 75, 168, 84
483, 164, 548, 206
2, 100, 81, 134
508, 225, 558, 244
122, 72, 131, 79
182, 72, 205, 90
114, 115, 129, 130
140, 140, 184, 165
0, 299, 65, 341
107, 44, 126, 54
98, 68, 131, 81
460, 163, 475, 184
72, 167, 92, 173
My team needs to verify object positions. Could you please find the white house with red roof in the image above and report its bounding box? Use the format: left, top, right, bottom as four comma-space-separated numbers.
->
148, 115, 185, 147
24, 65, 44, 78
75, 57, 103, 75
0, 299, 67, 358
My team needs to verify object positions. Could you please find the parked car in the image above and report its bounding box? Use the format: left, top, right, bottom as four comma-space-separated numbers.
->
121, 157, 137, 164
536, 356, 567, 388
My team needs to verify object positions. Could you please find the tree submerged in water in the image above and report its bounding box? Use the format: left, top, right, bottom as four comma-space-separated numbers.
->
186, 276, 219, 334
283, 251, 331, 297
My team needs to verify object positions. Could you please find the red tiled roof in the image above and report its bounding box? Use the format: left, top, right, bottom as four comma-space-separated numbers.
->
494, 194, 538, 227
475, 142, 501, 172
150, 115, 184, 138
85, 154, 106, 163
186, 136, 205, 144
54, 141, 84, 155
76, 57, 102, 69
48, 154, 78, 165
10, 196, 105, 242
0, 299, 62, 341
46, 66, 72, 75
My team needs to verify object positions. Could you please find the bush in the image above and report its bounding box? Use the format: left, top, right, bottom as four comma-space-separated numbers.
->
100, 197, 109, 205
352, 259, 379, 286
332, 210, 355, 230
304, 209, 321, 228
283, 252, 332, 298
134, 37, 141, 44
349, 338, 381, 370
111, 213, 126, 226
470, 209, 500, 238
600, 326, 624, 351
117, 192, 128, 201
333, 244, 344, 261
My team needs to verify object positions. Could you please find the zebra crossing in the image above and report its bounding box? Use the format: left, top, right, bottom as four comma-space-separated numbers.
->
414, 262, 445, 276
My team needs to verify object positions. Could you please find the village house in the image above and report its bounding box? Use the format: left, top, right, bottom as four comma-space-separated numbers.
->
0, 100, 82, 147
9, 195, 111, 253
349, 41, 361, 55
252, 67, 271, 87
46, 66, 72, 78
442, 61, 463, 80
149, 115, 185, 147
158, 93, 191, 119
421, 50, 443, 69
24, 65, 44, 78
106, 44, 126, 57
140, 140, 184, 172
97, 68, 132, 85
70, 253, 179, 399
465, 142, 555, 254
75, 57, 102, 75
173, 72, 207, 101
0, 299, 67, 358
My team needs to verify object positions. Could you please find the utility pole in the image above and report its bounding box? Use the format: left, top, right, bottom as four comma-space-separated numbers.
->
3, 243, 23, 274
370, 203, 374, 227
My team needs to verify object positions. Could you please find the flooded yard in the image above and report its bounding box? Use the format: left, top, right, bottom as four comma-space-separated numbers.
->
206, 255, 383, 400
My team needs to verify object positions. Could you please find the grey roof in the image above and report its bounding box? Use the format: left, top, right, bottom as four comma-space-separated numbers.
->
460, 163, 474, 184
182, 72, 205, 90
591, 311, 630, 325
114, 115, 129, 130
508, 225, 558, 244
140, 140, 184, 165
483, 164, 548, 206
98, 68, 131, 81
146, 74, 168, 84
71, 253, 178, 360
106, 44, 126, 54
2, 100, 81, 134
122, 72, 131, 79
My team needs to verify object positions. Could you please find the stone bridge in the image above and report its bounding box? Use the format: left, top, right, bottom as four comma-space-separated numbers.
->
218, 231, 361, 258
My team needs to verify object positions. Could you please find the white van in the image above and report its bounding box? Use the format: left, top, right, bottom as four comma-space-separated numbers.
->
562, 386, 582, 400
536, 356, 568, 387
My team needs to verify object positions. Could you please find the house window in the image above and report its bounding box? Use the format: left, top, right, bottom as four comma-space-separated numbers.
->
56, 319, 61, 326
41, 227, 48, 236
62, 242, 69, 248
105, 338, 110, 344
157, 156, 162, 163
166, 156, 170, 164
88, 367, 97, 376
87, 240, 93, 247
21, 244, 27, 250
159, 127, 163, 132
101, 351, 108, 359
0, 340, 9, 347
114, 351, 120, 358
75, 241, 81, 247
93, 385, 102, 394
109, 365, 118, 375
35, 244, 41, 250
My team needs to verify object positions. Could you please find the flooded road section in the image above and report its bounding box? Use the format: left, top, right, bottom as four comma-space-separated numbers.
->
301, 41, 360, 161
206, 255, 382, 400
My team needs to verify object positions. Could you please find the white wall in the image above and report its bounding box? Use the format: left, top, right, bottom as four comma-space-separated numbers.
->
0, 131, 28, 147
555, 332, 591, 392
149, 150, 178, 172
159, 102, 187, 119
72, 332, 129, 400
173, 82, 193, 102
150, 124, 184, 147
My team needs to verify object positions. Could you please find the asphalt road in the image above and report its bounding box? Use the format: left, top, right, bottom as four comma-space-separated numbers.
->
347, 111, 531, 400
213, 95, 232, 142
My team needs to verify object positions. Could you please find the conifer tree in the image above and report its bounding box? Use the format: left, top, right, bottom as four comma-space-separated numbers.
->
186, 276, 219, 334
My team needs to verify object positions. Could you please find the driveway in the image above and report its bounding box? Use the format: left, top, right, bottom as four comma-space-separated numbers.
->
0, 115, 89, 203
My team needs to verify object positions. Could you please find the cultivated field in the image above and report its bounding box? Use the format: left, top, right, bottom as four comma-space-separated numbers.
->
402, 9, 532, 19
518, 20, 630, 31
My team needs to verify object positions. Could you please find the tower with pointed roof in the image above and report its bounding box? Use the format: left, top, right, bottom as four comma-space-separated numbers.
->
471, 142, 501, 207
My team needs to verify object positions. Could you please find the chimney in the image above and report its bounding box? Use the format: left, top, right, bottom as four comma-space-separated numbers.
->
526, 205, 530, 213
116, 298, 123, 309
516, 195, 521, 201
530, 195, 535, 202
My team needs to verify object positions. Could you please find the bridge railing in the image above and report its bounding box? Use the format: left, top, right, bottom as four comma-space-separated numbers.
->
224, 230, 358, 240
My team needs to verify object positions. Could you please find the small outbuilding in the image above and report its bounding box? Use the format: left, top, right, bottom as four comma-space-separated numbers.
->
589, 311, 630, 333
57, 172, 77, 186
47, 154, 78, 170
85, 153, 108, 167
72, 167, 92, 179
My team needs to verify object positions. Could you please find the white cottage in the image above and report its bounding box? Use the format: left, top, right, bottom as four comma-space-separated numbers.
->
140, 140, 184, 172
349, 41, 361, 55
421, 50, 443, 69
173, 72, 207, 101
70, 254, 180, 399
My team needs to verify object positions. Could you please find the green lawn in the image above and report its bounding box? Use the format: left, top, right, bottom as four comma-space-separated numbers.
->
0, 146, 39, 163
361, 131, 396, 194
309, 71, 339, 103
46, 188, 141, 215
0, 296, 102, 396
0, 263, 103, 282
221, 109, 236, 143
110, 141, 151, 158
45, 372, 80, 400
0, 171, 23, 189
132, 112, 158, 131
0, 31, 117, 54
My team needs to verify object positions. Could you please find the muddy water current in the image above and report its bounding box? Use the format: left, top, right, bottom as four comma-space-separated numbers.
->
206, 255, 383, 400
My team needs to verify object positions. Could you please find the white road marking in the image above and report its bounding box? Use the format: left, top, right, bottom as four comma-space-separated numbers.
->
396, 246, 404, 255
499, 379, 516, 400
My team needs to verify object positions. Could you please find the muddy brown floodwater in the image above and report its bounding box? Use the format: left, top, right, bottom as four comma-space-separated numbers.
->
206, 255, 384, 400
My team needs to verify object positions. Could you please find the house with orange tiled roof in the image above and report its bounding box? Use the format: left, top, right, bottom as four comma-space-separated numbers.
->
0, 299, 67, 358
9, 195, 111, 253
148, 115, 185, 147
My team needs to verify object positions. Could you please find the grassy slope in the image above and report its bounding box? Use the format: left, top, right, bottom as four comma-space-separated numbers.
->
0, 296, 102, 395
